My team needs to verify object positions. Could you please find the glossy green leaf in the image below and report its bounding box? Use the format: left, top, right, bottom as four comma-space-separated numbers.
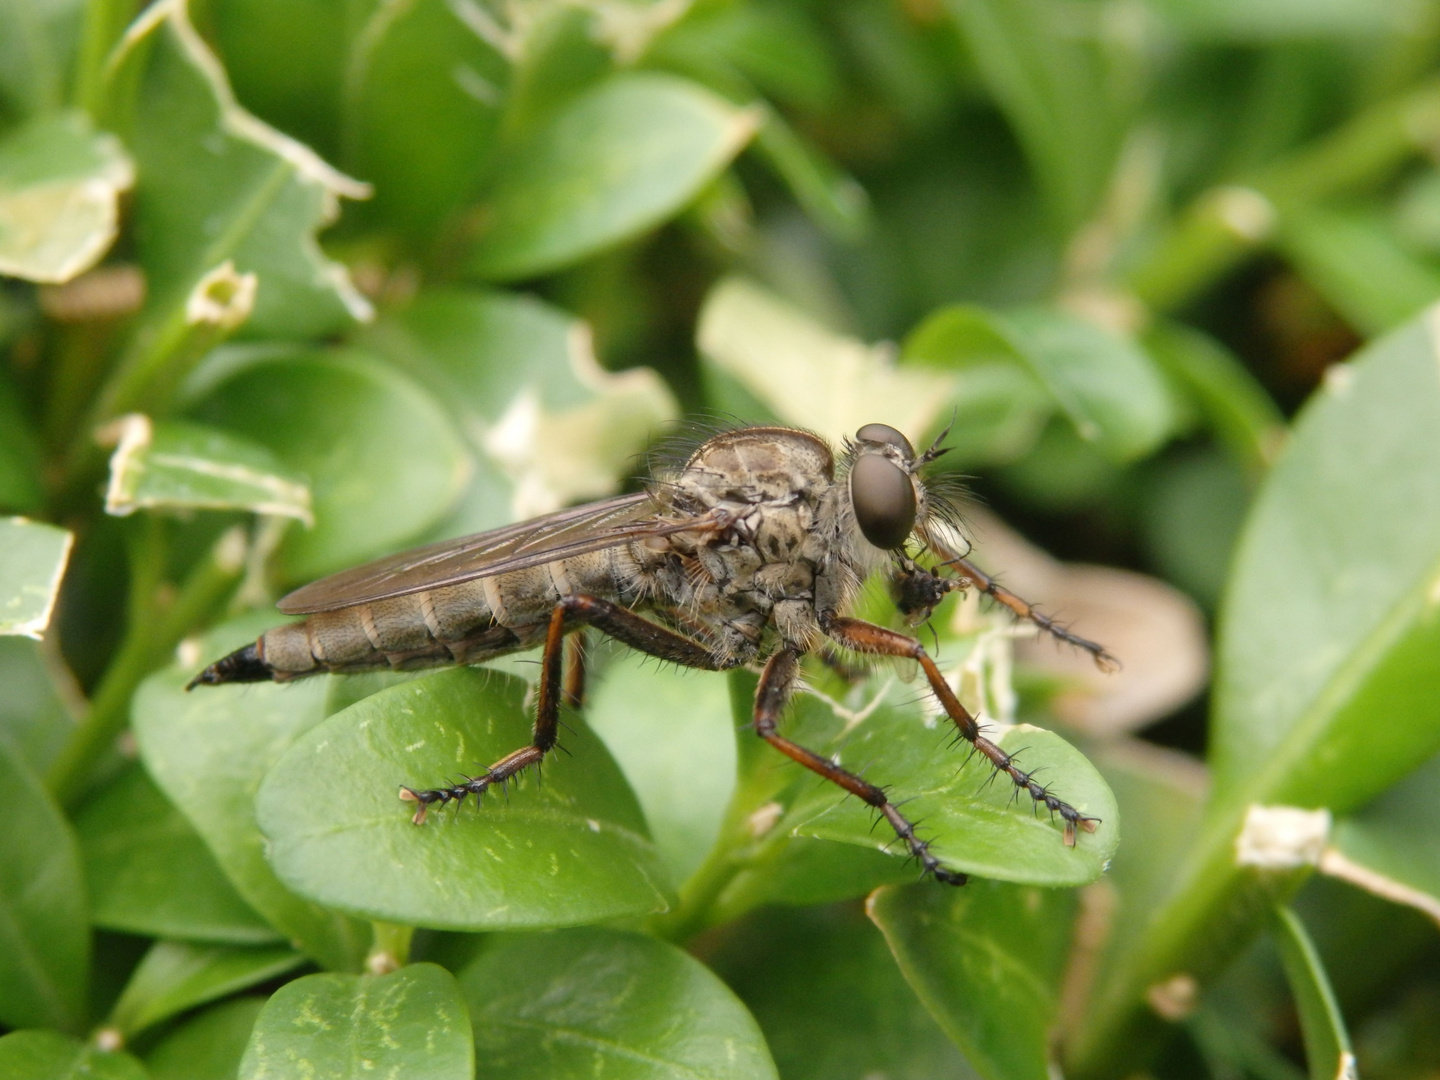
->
714, 904, 978, 1080
102, 416, 312, 523
341, 0, 508, 237
133, 613, 370, 971
239, 963, 472, 1080
458, 927, 777, 1080
192, 349, 469, 581
0, 517, 73, 638
0, 637, 76, 773
357, 288, 675, 531
940, 0, 1123, 229
109, 940, 304, 1038
0, 0, 84, 117
698, 276, 958, 444
0, 110, 132, 283
470, 73, 759, 280
257, 667, 672, 930
1271, 907, 1354, 1080
0, 737, 87, 1032
107, 0, 371, 340
870, 880, 1076, 1080
1324, 751, 1440, 926
788, 700, 1119, 887
75, 762, 281, 944
1211, 305, 1440, 811
587, 650, 736, 883
1281, 207, 1440, 336
0, 1031, 146, 1080
144, 997, 265, 1080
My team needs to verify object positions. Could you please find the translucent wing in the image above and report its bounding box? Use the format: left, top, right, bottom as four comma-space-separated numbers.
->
278, 491, 675, 614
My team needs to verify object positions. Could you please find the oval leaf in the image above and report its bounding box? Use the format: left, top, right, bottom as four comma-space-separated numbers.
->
470, 73, 759, 280
0, 517, 73, 639
239, 964, 472, 1080
0, 110, 132, 283
75, 762, 281, 944
1212, 304, 1440, 812
144, 997, 266, 1080
868, 879, 1075, 1080
192, 349, 470, 581
0, 1031, 146, 1080
0, 738, 87, 1032
134, 613, 371, 971
458, 927, 778, 1080
256, 667, 673, 929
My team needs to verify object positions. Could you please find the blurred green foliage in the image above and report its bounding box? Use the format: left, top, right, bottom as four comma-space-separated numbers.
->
2, 0, 1440, 1078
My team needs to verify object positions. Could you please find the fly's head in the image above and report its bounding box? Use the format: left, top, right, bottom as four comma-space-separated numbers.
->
845, 422, 966, 623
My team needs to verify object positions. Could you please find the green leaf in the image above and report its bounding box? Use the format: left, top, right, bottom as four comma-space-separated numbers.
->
458, 927, 778, 1080
1144, 0, 1419, 40
712, 904, 977, 1080
870, 880, 1076, 1080
108, 940, 305, 1039
587, 650, 736, 883
0, 1031, 146, 1080
0, 0, 84, 117
1271, 907, 1355, 1080
341, 0, 508, 237
0, 737, 87, 1032
256, 667, 673, 929
913, 305, 1177, 464
788, 701, 1119, 887
1211, 305, 1440, 811
1323, 751, 1440, 926
239, 964, 473, 1080
144, 997, 265, 1080
192, 349, 469, 582
1280, 206, 1440, 337
0, 110, 132, 283
357, 287, 676, 530
940, 0, 1125, 229
469, 73, 759, 280
0, 637, 76, 774
0, 369, 45, 513
102, 416, 312, 523
75, 762, 282, 944
133, 613, 371, 971
0, 517, 73, 638
697, 277, 958, 443
106, 0, 371, 340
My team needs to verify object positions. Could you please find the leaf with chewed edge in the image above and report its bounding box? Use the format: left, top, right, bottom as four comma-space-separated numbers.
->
0, 517, 73, 639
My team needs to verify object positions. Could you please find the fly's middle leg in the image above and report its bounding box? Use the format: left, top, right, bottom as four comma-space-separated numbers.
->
402, 594, 733, 824
400, 604, 569, 823
822, 614, 1101, 846
754, 646, 966, 886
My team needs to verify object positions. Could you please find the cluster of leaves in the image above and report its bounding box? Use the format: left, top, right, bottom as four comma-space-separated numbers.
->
3, 0, 1440, 1079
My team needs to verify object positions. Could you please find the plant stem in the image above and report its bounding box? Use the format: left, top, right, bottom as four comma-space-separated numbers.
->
46, 523, 245, 805
1129, 77, 1440, 312
366, 923, 414, 974
73, 0, 142, 115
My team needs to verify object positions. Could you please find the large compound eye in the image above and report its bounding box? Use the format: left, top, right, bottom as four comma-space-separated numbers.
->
851, 453, 917, 550
855, 423, 914, 460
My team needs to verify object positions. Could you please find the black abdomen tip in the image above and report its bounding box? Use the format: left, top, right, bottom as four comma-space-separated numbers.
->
186, 641, 271, 690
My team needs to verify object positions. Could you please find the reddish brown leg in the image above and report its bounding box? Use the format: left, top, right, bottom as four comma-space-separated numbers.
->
942, 556, 1119, 673
755, 647, 966, 885
822, 614, 1100, 845
563, 630, 588, 711
402, 595, 731, 823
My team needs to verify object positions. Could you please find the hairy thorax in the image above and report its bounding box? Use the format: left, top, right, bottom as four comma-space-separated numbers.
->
633, 427, 855, 663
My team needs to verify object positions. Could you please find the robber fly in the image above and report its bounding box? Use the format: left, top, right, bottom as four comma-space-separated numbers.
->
191, 422, 1116, 884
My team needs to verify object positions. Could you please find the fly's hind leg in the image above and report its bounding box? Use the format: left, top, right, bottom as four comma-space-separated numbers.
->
755, 646, 966, 886
401, 595, 733, 824
823, 614, 1100, 846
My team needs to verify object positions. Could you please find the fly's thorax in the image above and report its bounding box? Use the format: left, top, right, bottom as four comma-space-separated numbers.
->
675, 426, 834, 511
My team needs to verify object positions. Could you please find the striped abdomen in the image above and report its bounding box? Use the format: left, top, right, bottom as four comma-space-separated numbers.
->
189, 547, 641, 687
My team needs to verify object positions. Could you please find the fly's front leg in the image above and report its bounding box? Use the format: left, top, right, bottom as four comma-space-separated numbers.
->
755, 647, 966, 885
400, 603, 569, 823
822, 614, 1100, 846
401, 594, 733, 823
895, 556, 1119, 673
